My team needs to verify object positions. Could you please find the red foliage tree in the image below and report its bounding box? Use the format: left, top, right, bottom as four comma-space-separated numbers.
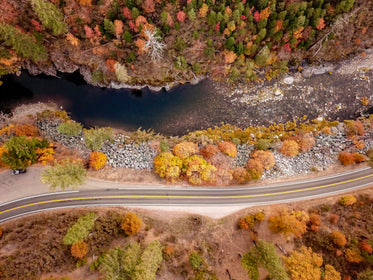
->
142, 0, 155, 13
177, 11, 186, 22
123, 7, 132, 19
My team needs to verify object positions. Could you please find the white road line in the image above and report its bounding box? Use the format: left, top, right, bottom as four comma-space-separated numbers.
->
0, 191, 80, 207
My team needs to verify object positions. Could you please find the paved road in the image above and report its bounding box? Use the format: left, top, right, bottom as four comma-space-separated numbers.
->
0, 167, 372, 223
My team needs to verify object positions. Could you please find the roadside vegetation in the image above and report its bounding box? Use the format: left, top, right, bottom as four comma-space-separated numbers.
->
0, 192, 373, 279
0, 109, 372, 188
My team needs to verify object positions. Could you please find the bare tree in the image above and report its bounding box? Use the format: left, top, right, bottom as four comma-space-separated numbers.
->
143, 28, 166, 62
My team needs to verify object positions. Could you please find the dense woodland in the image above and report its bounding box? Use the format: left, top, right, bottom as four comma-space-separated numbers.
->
0, 0, 372, 86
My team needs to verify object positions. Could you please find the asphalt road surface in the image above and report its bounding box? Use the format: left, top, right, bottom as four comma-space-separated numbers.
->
0, 167, 372, 223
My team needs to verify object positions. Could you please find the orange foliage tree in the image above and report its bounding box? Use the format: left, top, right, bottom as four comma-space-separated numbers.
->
121, 212, 142, 236
338, 151, 359, 165
309, 213, 321, 232
283, 246, 323, 280
238, 212, 265, 230
89, 151, 107, 170
268, 209, 309, 237
11, 123, 39, 137
173, 142, 199, 158
218, 141, 237, 157
279, 140, 299, 156
231, 167, 251, 184
200, 144, 219, 159
360, 241, 373, 254
71, 241, 88, 259
246, 159, 263, 180
330, 231, 347, 247
345, 248, 363, 263
251, 150, 275, 170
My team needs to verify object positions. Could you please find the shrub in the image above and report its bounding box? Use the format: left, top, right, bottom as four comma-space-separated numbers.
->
345, 248, 363, 263
330, 231, 347, 246
121, 212, 142, 236
279, 140, 299, 156
268, 209, 309, 237
173, 141, 199, 158
338, 151, 355, 165
246, 159, 263, 180
57, 121, 83, 136
200, 144, 219, 159
218, 141, 237, 157
251, 150, 275, 170
71, 241, 88, 259
231, 167, 251, 184
89, 151, 107, 170
255, 139, 271, 150
339, 195, 357, 206
41, 159, 86, 190
63, 212, 97, 245
153, 152, 182, 182
84, 127, 113, 151
344, 119, 365, 136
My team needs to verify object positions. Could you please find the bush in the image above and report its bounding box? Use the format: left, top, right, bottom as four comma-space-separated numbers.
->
246, 159, 263, 180
338, 151, 354, 165
121, 212, 142, 236
255, 139, 271, 150
57, 121, 83, 136
41, 159, 86, 190
84, 127, 113, 150
279, 140, 299, 156
345, 248, 363, 263
71, 241, 88, 259
173, 141, 199, 158
218, 141, 237, 157
231, 167, 251, 184
89, 151, 107, 170
251, 150, 275, 170
330, 231, 347, 246
339, 195, 357, 206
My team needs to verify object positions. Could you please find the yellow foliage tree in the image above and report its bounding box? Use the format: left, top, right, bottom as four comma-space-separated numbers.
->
268, 209, 309, 237
36, 147, 54, 165
251, 150, 275, 170
324, 264, 341, 280
121, 212, 142, 236
198, 3, 209, 18
283, 246, 323, 280
224, 50, 237, 64
89, 151, 107, 170
153, 151, 182, 182
183, 155, 217, 185
339, 195, 357, 206
71, 241, 88, 259
246, 159, 263, 180
259, 6, 271, 20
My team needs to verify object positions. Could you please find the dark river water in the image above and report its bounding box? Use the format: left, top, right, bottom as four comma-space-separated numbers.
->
0, 71, 224, 135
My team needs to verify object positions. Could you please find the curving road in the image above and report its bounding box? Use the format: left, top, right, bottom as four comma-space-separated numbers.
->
0, 167, 372, 223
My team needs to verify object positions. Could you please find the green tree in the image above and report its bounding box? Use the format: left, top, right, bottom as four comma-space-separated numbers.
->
104, 19, 115, 35
41, 159, 86, 190
84, 127, 113, 150
1, 136, 49, 170
57, 121, 83, 136
0, 24, 48, 62
241, 240, 289, 280
63, 212, 97, 245
133, 240, 163, 280
31, 0, 68, 35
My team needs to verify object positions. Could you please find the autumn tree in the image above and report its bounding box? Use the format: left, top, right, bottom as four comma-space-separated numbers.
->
1, 136, 49, 170
246, 159, 264, 180
279, 140, 299, 156
31, 0, 67, 35
218, 141, 237, 157
338, 151, 355, 165
183, 155, 217, 185
63, 212, 97, 245
339, 195, 357, 206
309, 213, 322, 232
153, 151, 182, 182
41, 159, 86, 190
89, 151, 107, 170
200, 144, 219, 159
121, 212, 142, 236
344, 119, 365, 137
345, 248, 363, 263
238, 212, 265, 230
283, 246, 323, 280
251, 150, 275, 170
324, 264, 341, 280
231, 167, 251, 184
173, 142, 199, 158
268, 209, 309, 237
71, 241, 88, 259
0, 24, 47, 62
241, 240, 289, 280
